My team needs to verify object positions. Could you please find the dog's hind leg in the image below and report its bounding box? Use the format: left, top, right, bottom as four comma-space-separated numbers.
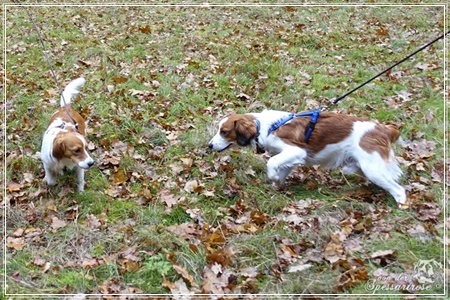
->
358, 153, 406, 208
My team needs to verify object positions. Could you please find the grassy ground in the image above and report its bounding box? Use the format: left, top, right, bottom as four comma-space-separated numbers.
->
2, 2, 447, 298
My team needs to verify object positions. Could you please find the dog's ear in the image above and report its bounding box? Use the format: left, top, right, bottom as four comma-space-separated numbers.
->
52, 138, 65, 160
235, 119, 256, 146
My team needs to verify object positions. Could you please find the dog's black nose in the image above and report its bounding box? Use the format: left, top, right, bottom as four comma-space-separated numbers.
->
208, 143, 213, 149
88, 161, 94, 167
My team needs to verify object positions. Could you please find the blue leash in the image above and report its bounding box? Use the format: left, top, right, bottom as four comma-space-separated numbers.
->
267, 109, 320, 143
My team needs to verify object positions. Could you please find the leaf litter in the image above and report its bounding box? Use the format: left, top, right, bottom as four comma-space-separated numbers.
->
4, 4, 445, 296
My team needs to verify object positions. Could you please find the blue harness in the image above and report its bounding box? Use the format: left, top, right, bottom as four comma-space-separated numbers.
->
267, 109, 320, 143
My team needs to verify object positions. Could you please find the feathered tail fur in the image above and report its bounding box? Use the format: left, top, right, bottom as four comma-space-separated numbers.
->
60, 77, 86, 107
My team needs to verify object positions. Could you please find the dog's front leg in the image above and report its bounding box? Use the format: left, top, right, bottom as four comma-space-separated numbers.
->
76, 167, 85, 192
267, 147, 307, 187
43, 165, 57, 186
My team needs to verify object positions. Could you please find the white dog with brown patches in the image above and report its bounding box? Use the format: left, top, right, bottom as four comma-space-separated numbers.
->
208, 110, 407, 208
41, 78, 94, 192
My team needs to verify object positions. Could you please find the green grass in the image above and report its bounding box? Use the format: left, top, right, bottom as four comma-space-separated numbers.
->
4, 3, 446, 298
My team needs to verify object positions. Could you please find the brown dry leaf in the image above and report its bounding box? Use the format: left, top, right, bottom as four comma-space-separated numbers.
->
180, 157, 194, 167
13, 228, 24, 237
23, 172, 34, 183
112, 167, 128, 185
206, 247, 233, 267
371, 249, 397, 266
98, 278, 123, 294
7, 182, 22, 192
64, 205, 79, 221
208, 230, 226, 246
186, 208, 205, 226
240, 266, 259, 278
112, 76, 128, 84
184, 179, 200, 193
405, 139, 436, 159
6, 237, 26, 250
344, 238, 365, 254
324, 233, 346, 264
24, 227, 43, 239
50, 217, 67, 232
43, 88, 57, 99
166, 222, 199, 240
167, 278, 195, 297
304, 248, 324, 264
172, 264, 199, 288
334, 257, 368, 292
138, 25, 151, 34
86, 214, 102, 229
278, 243, 298, 265
42, 262, 51, 273
201, 190, 215, 198
414, 202, 441, 223
202, 265, 235, 294
33, 257, 46, 267
82, 258, 101, 269
376, 27, 389, 36
118, 259, 140, 274
121, 246, 141, 263
250, 210, 270, 226
159, 189, 180, 208
169, 162, 184, 175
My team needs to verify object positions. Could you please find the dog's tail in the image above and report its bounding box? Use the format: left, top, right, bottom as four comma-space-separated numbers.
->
61, 77, 86, 107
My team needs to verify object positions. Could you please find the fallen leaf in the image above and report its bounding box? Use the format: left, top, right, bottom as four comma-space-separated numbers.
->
13, 228, 24, 237
50, 217, 67, 232
172, 264, 199, 287
240, 266, 259, 278
371, 249, 397, 266
288, 263, 313, 273
167, 278, 195, 297
159, 189, 180, 207
33, 257, 46, 267
184, 179, 200, 193
206, 247, 233, 266
6, 237, 26, 250
86, 214, 102, 229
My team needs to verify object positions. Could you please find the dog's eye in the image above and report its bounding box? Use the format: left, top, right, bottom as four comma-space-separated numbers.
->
220, 130, 228, 135
74, 148, 82, 154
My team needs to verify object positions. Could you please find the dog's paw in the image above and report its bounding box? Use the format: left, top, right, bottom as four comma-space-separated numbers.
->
44, 176, 57, 186
271, 182, 279, 190
267, 168, 279, 182
271, 181, 285, 191
397, 198, 411, 210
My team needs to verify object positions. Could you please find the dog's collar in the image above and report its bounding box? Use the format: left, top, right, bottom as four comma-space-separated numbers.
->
53, 121, 80, 133
267, 110, 320, 143
48, 121, 66, 131
254, 119, 265, 154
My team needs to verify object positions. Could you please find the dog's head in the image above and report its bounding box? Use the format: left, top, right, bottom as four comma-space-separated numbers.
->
53, 132, 94, 169
208, 114, 258, 152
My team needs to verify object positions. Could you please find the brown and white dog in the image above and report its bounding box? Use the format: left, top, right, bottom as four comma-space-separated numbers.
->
41, 78, 94, 192
208, 110, 407, 208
